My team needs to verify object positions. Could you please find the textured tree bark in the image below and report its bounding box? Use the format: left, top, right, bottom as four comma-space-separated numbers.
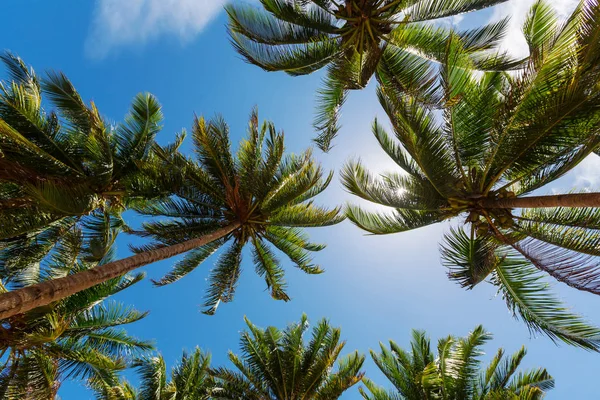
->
0, 222, 240, 320
479, 193, 600, 208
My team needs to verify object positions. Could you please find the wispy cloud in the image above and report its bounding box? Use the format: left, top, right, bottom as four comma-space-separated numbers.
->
488, 0, 579, 57
85, 0, 227, 59
573, 156, 600, 191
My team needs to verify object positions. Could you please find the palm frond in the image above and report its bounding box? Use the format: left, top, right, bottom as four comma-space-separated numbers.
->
202, 240, 243, 315
313, 60, 351, 151
492, 252, 600, 351
523, 0, 559, 66
341, 160, 445, 210
346, 204, 443, 234
229, 31, 341, 75
441, 227, 498, 288
42, 70, 93, 135
226, 3, 333, 44
134, 355, 168, 400
269, 203, 344, 227
259, 0, 338, 32
366, 324, 553, 399
264, 228, 323, 274
405, 0, 509, 23
251, 237, 290, 301
114, 93, 163, 175
152, 238, 225, 286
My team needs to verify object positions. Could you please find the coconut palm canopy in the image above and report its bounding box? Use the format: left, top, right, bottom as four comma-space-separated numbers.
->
210, 314, 365, 399
361, 326, 554, 400
227, 0, 519, 151
0, 229, 151, 399
133, 110, 343, 314
0, 53, 171, 286
343, 0, 600, 349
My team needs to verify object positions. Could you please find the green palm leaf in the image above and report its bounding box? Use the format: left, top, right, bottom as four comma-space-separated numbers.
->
492, 252, 600, 350
227, 0, 515, 150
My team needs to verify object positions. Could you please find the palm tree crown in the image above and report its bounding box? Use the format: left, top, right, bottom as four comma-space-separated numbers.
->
227, 0, 516, 150
342, 0, 600, 349
361, 326, 554, 400
95, 348, 213, 400
211, 314, 365, 399
0, 229, 151, 399
0, 53, 170, 286
134, 109, 343, 314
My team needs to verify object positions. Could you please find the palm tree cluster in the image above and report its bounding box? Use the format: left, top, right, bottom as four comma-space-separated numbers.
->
93, 315, 366, 400
95, 317, 549, 400
1, 0, 600, 397
0, 106, 342, 318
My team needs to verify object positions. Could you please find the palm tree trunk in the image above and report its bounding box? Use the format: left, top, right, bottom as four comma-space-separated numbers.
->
479, 192, 600, 208
0, 222, 240, 320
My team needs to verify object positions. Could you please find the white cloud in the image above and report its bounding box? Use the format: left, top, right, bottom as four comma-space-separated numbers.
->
488, 0, 579, 57
573, 155, 600, 191
85, 0, 227, 59
544, 154, 600, 194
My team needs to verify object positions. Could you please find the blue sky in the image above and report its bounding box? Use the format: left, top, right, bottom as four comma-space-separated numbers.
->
2, 0, 600, 398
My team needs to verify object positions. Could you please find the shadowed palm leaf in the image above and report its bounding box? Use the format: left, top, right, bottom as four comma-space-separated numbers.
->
360, 326, 553, 399
343, 0, 600, 349
0, 229, 151, 399
211, 314, 365, 399
227, 0, 518, 150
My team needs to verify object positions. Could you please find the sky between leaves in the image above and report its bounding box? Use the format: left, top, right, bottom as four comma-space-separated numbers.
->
2, 0, 600, 398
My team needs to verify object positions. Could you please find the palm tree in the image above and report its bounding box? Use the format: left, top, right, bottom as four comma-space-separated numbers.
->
342, 0, 600, 349
94, 348, 213, 400
0, 109, 342, 318
227, 0, 518, 151
0, 52, 169, 239
360, 326, 554, 400
0, 53, 172, 301
0, 229, 152, 399
211, 314, 365, 399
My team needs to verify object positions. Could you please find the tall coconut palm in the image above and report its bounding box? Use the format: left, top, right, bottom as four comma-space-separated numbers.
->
94, 348, 213, 400
342, 0, 600, 349
227, 0, 518, 151
0, 229, 152, 399
360, 326, 554, 400
0, 109, 342, 318
0, 52, 169, 239
0, 53, 172, 292
211, 314, 365, 399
